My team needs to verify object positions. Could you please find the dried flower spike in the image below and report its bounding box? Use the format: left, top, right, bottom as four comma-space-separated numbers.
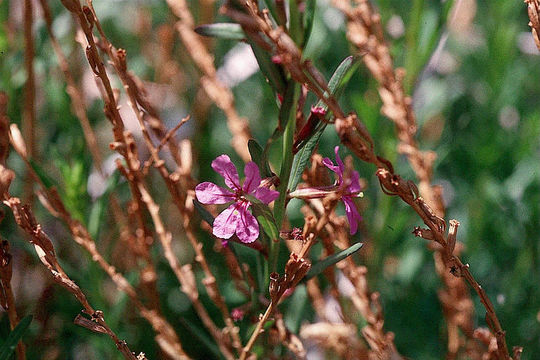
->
195, 155, 279, 244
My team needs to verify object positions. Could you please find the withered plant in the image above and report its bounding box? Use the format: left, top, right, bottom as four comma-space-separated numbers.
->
0, 0, 537, 359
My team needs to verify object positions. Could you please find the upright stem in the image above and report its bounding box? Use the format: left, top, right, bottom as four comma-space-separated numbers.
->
271, 82, 300, 273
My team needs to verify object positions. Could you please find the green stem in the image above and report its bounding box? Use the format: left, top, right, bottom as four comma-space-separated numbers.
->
270, 82, 300, 273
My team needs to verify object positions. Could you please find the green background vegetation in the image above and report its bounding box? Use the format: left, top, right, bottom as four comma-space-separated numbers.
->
1, 0, 539, 358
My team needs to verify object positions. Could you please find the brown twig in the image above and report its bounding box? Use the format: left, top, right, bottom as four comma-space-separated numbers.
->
22, 0, 36, 203
8, 123, 189, 360
224, 2, 514, 358
0, 238, 26, 360
166, 0, 253, 162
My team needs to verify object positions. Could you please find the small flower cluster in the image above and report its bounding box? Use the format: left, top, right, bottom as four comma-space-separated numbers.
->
195, 146, 362, 245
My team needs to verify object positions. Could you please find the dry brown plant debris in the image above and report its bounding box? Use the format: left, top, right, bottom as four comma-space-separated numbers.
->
166, 0, 253, 162
330, 1, 479, 357
221, 0, 517, 358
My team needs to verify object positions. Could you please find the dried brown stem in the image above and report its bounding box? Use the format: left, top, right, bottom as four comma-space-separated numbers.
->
226, 2, 513, 358
300, 157, 400, 358
0, 238, 26, 360
8, 124, 189, 360
22, 0, 36, 203
166, 0, 253, 162
331, 1, 501, 358
38, 0, 104, 171
0, 141, 138, 360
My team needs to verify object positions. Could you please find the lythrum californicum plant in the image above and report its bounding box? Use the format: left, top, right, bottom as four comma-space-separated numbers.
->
1, 0, 538, 359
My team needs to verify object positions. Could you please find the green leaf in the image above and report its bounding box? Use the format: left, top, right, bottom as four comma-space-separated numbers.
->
288, 124, 325, 192
284, 284, 307, 333
193, 199, 215, 227
248, 139, 273, 178
179, 318, 223, 360
302, 0, 317, 47
247, 37, 287, 96
304, 242, 363, 281
251, 201, 279, 241
194, 23, 245, 41
0, 315, 32, 360
288, 0, 303, 45
315, 55, 360, 110
289, 56, 360, 191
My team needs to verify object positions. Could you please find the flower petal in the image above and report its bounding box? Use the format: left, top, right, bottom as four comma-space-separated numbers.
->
212, 155, 240, 190
213, 203, 242, 239
236, 203, 259, 243
243, 162, 262, 194
195, 182, 235, 204
322, 157, 339, 174
347, 170, 362, 194
343, 197, 362, 235
253, 187, 280, 204
333, 146, 345, 174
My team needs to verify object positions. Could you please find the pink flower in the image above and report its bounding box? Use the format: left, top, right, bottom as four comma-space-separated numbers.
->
195, 155, 279, 244
322, 146, 362, 235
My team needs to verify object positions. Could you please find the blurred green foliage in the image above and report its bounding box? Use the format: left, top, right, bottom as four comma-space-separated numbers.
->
1, 0, 539, 359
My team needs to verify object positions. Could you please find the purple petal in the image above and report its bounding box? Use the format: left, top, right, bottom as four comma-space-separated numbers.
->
236, 204, 259, 243
213, 203, 242, 239
254, 187, 279, 204
195, 182, 235, 204
347, 171, 362, 194
212, 155, 240, 190
343, 197, 362, 235
322, 157, 339, 174
323, 157, 343, 182
334, 146, 345, 174
243, 162, 262, 194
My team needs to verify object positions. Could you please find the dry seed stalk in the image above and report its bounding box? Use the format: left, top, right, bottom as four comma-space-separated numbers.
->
166, 0, 253, 162
8, 123, 189, 359
224, 1, 515, 358
330, 1, 510, 358
79, 5, 242, 353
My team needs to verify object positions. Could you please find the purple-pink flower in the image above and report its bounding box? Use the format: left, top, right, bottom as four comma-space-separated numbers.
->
322, 146, 362, 235
195, 155, 279, 244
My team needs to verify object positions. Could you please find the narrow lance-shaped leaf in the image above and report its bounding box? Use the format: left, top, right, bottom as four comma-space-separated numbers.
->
248, 139, 273, 178
247, 37, 287, 96
302, 0, 317, 47
288, 0, 303, 45
288, 56, 360, 191
304, 242, 363, 281
194, 23, 245, 41
179, 318, 223, 360
0, 315, 33, 360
